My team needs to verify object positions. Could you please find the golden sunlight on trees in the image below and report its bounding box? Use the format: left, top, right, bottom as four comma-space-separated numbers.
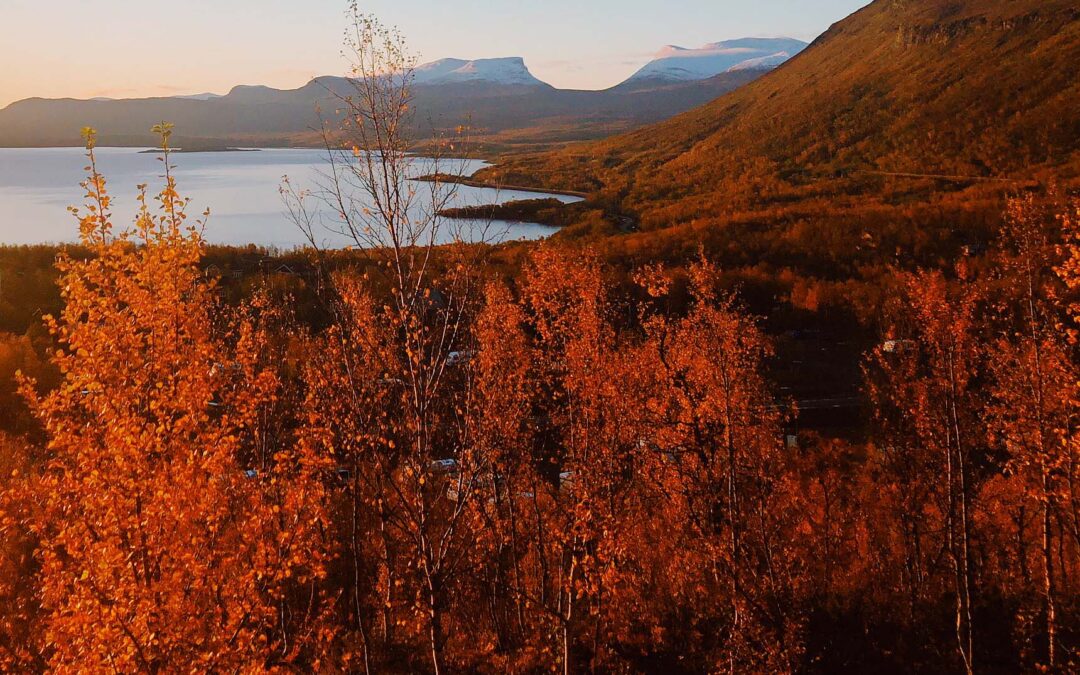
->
0, 6, 1078, 672
14, 128, 336, 672
634, 260, 801, 672
984, 194, 1079, 670
1, 137, 1078, 675
872, 268, 983, 675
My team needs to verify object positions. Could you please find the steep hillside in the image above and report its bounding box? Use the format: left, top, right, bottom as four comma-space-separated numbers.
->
481, 0, 1080, 232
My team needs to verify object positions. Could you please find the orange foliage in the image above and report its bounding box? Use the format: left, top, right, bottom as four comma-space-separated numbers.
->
17, 129, 335, 672
1, 125, 1078, 672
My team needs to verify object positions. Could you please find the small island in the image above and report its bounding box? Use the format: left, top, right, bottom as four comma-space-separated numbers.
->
438, 198, 589, 229
412, 173, 588, 199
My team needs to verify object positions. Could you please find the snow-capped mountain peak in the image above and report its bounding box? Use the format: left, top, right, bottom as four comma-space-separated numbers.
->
412, 58, 470, 83
625, 37, 808, 84
726, 52, 792, 72
413, 57, 547, 87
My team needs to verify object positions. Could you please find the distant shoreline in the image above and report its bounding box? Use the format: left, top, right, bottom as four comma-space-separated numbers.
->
138, 147, 261, 154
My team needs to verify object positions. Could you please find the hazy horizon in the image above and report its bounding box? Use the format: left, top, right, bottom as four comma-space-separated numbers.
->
0, 0, 870, 107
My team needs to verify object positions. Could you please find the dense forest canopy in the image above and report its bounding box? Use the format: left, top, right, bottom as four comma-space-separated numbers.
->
1, 0, 1079, 672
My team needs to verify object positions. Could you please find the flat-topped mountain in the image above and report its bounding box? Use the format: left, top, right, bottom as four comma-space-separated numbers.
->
0, 53, 771, 151
412, 57, 549, 87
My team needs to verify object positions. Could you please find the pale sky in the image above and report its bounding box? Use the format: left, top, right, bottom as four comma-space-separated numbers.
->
0, 0, 870, 107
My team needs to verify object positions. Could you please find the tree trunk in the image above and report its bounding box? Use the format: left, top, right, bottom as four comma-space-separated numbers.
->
946, 352, 974, 675
1041, 466, 1056, 668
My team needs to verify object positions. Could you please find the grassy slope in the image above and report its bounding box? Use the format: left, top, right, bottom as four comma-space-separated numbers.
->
478, 0, 1080, 231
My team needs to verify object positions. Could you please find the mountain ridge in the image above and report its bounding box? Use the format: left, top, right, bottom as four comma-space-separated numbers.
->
478, 0, 1080, 215
0, 50, 773, 151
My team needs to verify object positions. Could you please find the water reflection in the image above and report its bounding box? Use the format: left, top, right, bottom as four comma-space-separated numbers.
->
0, 147, 581, 248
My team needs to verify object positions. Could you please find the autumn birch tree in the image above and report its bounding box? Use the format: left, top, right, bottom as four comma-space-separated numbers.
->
283, 7, 496, 672
986, 193, 1079, 669
22, 128, 335, 672
636, 260, 800, 671
869, 267, 985, 675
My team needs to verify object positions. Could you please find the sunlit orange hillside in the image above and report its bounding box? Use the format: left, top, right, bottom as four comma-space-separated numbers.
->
482, 0, 1080, 230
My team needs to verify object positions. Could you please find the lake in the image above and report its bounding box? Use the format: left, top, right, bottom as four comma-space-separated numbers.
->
0, 147, 581, 248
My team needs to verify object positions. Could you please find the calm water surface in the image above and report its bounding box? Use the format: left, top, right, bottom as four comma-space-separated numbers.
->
0, 148, 580, 248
